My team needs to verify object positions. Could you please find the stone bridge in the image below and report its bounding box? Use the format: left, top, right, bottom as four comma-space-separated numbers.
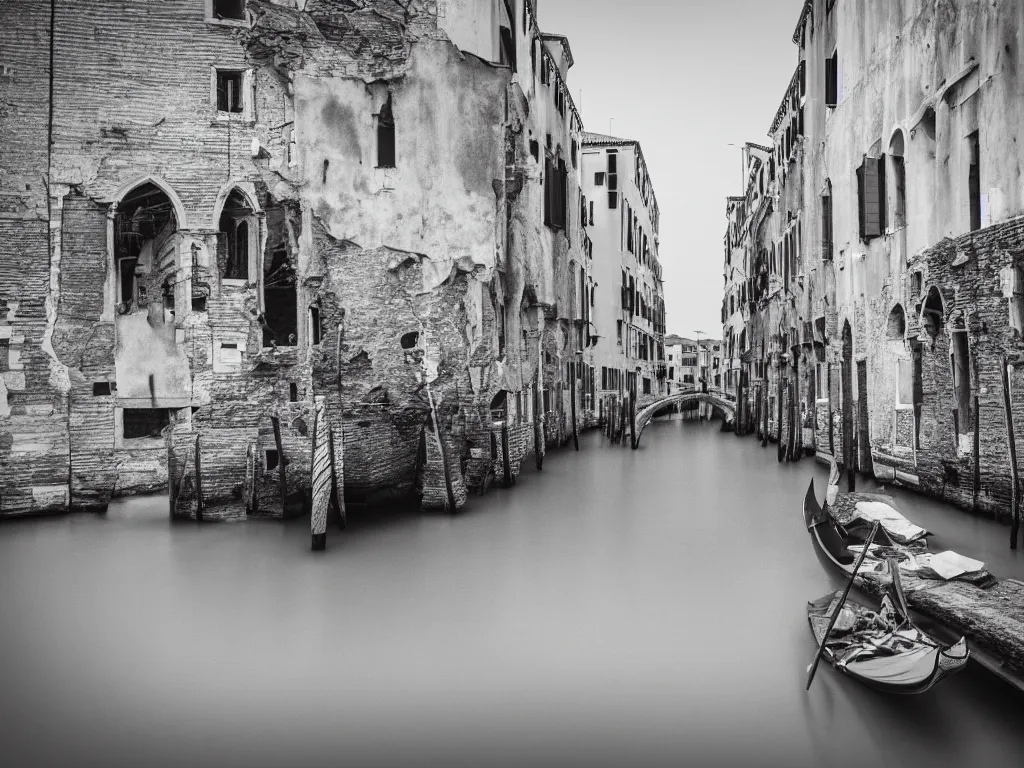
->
632, 388, 736, 449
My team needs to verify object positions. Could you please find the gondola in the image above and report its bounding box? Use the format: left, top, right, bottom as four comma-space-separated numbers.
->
803, 478, 970, 693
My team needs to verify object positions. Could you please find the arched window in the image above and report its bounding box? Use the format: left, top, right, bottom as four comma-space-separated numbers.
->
886, 303, 906, 340
113, 182, 180, 313
219, 189, 253, 281
821, 179, 833, 261
922, 286, 944, 339
889, 130, 907, 229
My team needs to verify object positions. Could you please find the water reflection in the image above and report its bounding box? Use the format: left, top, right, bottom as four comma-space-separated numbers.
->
0, 421, 1021, 767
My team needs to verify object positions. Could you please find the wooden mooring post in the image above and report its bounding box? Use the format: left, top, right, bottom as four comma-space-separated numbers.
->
1001, 355, 1020, 550
194, 434, 204, 522
270, 415, 289, 516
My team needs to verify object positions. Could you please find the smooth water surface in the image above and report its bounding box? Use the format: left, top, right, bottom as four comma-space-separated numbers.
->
1, 421, 1022, 767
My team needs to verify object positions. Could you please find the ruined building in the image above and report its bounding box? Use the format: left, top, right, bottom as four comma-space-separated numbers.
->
723, 0, 1024, 521
0, 0, 599, 519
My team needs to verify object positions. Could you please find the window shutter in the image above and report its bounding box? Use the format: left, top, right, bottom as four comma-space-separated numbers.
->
877, 153, 887, 233
825, 55, 836, 107
859, 157, 882, 240
822, 193, 833, 261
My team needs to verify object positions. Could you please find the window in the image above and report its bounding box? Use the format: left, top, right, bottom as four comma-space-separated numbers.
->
498, 0, 516, 72
219, 189, 254, 280
289, 383, 299, 402
212, 0, 246, 20
897, 358, 914, 407
968, 131, 981, 231
607, 151, 618, 209
543, 156, 567, 229
889, 131, 907, 229
643, 378, 651, 395
309, 304, 323, 346
669, 367, 674, 380
377, 94, 396, 168
952, 329, 972, 438
92, 382, 112, 396
123, 409, 170, 440
822, 180, 833, 261
825, 49, 839, 107
857, 156, 885, 241
216, 70, 244, 113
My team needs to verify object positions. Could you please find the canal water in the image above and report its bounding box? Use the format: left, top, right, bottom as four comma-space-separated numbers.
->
1, 420, 1022, 767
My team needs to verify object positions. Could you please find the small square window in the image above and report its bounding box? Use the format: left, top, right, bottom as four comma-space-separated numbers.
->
212, 0, 246, 21
216, 70, 245, 113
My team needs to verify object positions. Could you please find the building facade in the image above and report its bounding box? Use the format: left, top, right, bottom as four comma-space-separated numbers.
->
581, 132, 666, 426
0, 0, 601, 519
725, 0, 1024, 519
665, 334, 698, 394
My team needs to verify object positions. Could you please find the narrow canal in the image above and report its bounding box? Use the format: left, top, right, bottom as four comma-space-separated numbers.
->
1, 420, 1023, 767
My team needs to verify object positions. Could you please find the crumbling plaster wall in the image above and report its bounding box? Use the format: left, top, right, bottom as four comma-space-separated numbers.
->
0, 1, 68, 516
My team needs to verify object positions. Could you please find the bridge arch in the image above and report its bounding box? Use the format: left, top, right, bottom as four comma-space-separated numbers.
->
632, 389, 736, 449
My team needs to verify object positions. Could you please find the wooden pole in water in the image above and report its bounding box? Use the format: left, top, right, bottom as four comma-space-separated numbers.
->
1001, 355, 1020, 550
194, 434, 204, 522
973, 394, 981, 510
425, 383, 458, 513
167, 430, 176, 518
534, 376, 544, 470
806, 521, 881, 690
762, 382, 769, 448
334, 323, 347, 529
777, 374, 785, 463
630, 387, 638, 450
271, 415, 289, 517
310, 396, 329, 551
570, 364, 579, 452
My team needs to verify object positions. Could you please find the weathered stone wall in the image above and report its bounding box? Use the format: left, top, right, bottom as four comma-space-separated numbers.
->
2, 0, 598, 520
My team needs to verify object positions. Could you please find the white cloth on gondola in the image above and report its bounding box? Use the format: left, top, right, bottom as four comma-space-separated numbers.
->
899, 550, 985, 580
853, 500, 927, 543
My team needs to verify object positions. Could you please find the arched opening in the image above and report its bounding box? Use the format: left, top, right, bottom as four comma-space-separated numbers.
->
922, 286, 944, 339
113, 182, 180, 314
822, 178, 833, 262
490, 390, 508, 426
888, 129, 907, 229
886, 303, 906, 340
920, 107, 936, 142
218, 189, 254, 281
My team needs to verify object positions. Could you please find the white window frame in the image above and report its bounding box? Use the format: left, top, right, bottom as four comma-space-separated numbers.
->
211, 67, 255, 122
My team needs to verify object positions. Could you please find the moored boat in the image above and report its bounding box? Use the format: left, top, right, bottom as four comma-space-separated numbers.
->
807, 570, 969, 693
803, 477, 970, 693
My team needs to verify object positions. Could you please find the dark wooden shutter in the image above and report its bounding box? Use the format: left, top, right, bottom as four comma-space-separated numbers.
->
825, 54, 836, 107
822, 193, 833, 261
877, 154, 887, 233
859, 157, 882, 240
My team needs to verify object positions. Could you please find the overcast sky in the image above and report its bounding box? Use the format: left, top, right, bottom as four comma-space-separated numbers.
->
540, 0, 806, 341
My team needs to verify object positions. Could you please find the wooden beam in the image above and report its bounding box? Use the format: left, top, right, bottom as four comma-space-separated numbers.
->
270, 415, 289, 516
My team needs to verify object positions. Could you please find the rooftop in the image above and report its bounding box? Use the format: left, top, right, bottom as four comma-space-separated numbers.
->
540, 33, 574, 69
582, 131, 636, 147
